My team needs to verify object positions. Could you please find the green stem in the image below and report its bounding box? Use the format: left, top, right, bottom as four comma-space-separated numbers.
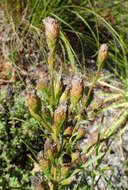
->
84, 68, 100, 108
49, 52, 55, 109
53, 167, 57, 190
84, 60, 103, 108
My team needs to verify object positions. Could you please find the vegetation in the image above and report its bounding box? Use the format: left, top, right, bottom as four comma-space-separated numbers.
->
0, 0, 128, 189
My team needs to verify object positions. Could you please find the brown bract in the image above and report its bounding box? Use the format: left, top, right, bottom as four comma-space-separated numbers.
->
27, 93, 41, 113
70, 76, 83, 101
44, 139, 57, 158
54, 103, 68, 123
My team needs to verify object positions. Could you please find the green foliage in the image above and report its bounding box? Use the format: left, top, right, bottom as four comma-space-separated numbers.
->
0, 85, 43, 189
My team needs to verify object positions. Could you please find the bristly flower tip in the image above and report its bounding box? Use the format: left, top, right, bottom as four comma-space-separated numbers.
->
43, 17, 60, 53
98, 43, 108, 64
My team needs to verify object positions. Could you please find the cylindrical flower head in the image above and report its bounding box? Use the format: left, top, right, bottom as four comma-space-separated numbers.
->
70, 76, 83, 105
54, 103, 68, 124
76, 128, 86, 140
43, 17, 60, 53
97, 44, 108, 65
27, 92, 41, 115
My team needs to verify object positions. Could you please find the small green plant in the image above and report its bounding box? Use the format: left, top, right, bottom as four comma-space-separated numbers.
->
1, 1, 128, 189
0, 84, 42, 189
27, 17, 108, 190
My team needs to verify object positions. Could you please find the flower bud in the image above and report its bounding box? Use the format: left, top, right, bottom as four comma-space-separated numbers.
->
32, 163, 40, 174
59, 85, 70, 103
54, 103, 68, 125
97, 44, 108, 66
61, 165, 70, 177
27, 92, 41, 115
75, 109, 87, 121
73, 153, 87, 166
37, 150, 44, 161
76, 128, 86, 141
43, 17, 60, 53
61, 175, 76, 186
81, 153, 87, 164
61, 154, 71, 177
31, 176, 47, 190
71, 151, 80, 163
37, 147, 51, 172
63, 126, 73, 137
36, 79, 49, 92
70, 76, 83, 106
55, 76, 63, 100
44, 139, 57, 159
39, 157, 51, 173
